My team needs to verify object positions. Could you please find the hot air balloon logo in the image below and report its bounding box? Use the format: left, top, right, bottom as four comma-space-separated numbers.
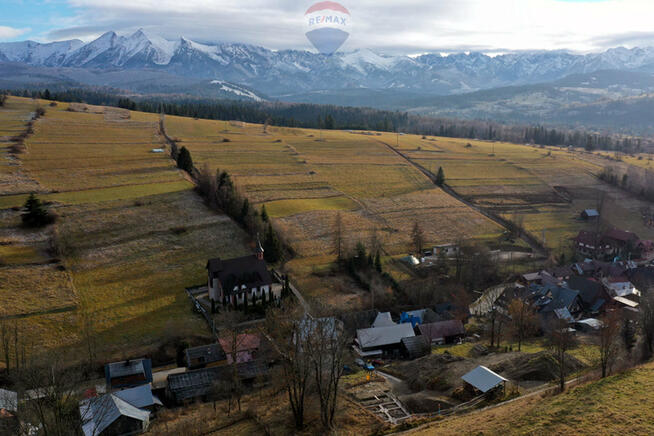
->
304, 1, 351, 55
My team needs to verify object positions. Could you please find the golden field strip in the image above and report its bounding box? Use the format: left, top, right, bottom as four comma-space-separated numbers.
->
0, 97, 251, 353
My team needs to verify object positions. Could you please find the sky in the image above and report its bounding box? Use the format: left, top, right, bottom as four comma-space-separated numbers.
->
3, 0, 654, 54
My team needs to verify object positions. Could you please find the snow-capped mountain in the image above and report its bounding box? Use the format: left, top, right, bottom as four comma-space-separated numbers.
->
4, 29, 654, 98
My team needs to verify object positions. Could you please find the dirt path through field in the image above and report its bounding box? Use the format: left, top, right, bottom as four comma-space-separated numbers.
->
377, 139, 548, 257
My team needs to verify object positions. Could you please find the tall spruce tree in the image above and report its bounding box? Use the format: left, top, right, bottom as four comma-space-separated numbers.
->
264, 223, 281, 263
21, 193, 54, 227
176, 146, 194, 173
435, 166, 445, 186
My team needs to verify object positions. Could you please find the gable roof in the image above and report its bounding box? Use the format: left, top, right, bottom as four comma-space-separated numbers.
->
583, 209, 599, 217
207, 255, 272, 293
567, 276, 604, 306
401, 336, 431, 358
185, 343, 227, 368
372, 312, 396, 328
418, 320, 465, 341
113, 385, 161, 410
105, 358, 152, 386
461, 366, 507, 393
603, 228, 639, 244
80, 393, 149, 436
537, 285, 580, 313
356, 323, 415, 350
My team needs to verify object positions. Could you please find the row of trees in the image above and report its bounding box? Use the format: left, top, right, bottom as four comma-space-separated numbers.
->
7, 88, 650, 153
195, 163, 282, 263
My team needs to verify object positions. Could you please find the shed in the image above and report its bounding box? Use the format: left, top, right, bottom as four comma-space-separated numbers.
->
105, 358, 153, 390
575, 318, 602, 332
461, 366, 507, 394
581, 209, 600, 220
400, 336, 431, 359
185, 343, 227, 369
418, 320, 465, 344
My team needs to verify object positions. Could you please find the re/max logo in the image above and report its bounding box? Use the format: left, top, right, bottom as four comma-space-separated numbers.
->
308, 15, 347, 26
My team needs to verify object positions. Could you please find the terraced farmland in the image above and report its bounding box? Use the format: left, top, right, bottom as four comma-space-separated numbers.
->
0, 97, 251, 355
165, 117, 503, 305
390, 134, 654, 253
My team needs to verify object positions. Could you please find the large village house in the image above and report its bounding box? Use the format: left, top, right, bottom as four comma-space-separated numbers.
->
206, 241, 280, 310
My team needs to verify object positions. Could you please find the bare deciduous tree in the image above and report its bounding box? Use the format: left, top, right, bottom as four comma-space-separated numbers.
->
263, 306, 312, 430
334, 212, 343, 260
306, 314, 348, 430
548, 318, 577, 392
598, 310, 622, 378
507, 298, 537, 351
411, 220, 425, 256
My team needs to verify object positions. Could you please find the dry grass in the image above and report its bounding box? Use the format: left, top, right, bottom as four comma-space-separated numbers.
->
409, 361, 654, 435
0, 97, 252, 353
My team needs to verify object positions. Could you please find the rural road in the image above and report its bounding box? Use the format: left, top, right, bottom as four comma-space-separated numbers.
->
378, 140, 548, 258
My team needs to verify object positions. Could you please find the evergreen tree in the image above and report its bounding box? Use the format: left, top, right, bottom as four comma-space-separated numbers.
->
263, 223, 281, 263
21, 193, 54, 227
324, 114, 335, 129
435, 166, 445, 186
43, 89, 51, 100
176, 146, 194, 173
374, 251, 382, 273
240, 198, 250, 223
260, 205, 269, 222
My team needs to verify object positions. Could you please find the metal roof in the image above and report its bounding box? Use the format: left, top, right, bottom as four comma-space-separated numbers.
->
400, 336, 430, 358
461, 366, 507, 393
113, 385, 161, 409
185, 343, 227, 367
80, 394, 149, 436
356, 323, 415, 350
0, 388, 17, 413
372, 312, 396, 328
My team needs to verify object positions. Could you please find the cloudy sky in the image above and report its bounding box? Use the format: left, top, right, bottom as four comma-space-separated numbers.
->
3, 0, 654, 54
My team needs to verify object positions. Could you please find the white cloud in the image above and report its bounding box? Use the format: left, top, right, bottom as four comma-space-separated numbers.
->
0, 25, 31, 40
43, 0, 654, 53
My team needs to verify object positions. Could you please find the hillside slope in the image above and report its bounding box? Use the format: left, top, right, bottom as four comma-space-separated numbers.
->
408, 362, 654, 435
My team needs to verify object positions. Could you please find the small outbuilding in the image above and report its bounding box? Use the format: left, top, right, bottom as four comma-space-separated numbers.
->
400, 336, 431, 359
105, 358, 153, 391
185, 343, 227, 369
355, 323, 416, 358
581, 209, 600, 220
418, 320, 465, 345
461, 365, 507, 395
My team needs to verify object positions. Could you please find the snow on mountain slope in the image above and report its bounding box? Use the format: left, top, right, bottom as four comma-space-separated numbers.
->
0, 39, 83, 66
6, 30, 654, 98
210, 80, 265, 101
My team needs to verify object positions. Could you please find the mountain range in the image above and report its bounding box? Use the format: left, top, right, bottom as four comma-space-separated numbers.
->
3, 29, 654, 132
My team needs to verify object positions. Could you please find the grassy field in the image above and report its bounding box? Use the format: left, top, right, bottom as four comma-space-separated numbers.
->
0, 97, 252, 355
409, 361, 654, 435
389, 134, 654, 253
165, 117, 505, 306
